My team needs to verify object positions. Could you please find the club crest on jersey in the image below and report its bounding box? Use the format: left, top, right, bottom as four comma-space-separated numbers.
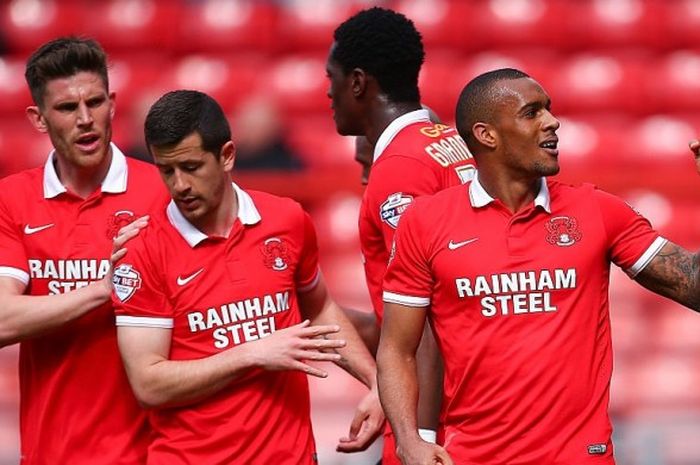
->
106, 210, 135, 239
380, 193, 414, 229
545, 216, 582, 247
112, 264, 142, 302
261, 237, 289, 271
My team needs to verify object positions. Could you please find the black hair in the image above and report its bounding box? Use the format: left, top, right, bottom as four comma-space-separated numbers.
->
455, 68, 531, 153
144, 90, 231, 158
25, 36, 109, 107
332, 7, 424, 103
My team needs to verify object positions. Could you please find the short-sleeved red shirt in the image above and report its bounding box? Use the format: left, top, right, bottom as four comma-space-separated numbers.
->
113, 184, 321, 465
359, 109, 475, 323
383, 176, 666, 465
0, 145, 165, 465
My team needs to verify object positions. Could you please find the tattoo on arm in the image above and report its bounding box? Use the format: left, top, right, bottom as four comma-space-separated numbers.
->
636, 243, 700, 311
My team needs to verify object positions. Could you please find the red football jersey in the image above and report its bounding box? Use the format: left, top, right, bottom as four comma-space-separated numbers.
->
383, 176, 666, 465
0, 145, 166, 465
359, 109, 475, 324
113, 184, 321, 465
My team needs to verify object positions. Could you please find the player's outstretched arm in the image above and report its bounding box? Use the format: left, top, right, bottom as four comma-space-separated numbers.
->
377, 302, 453, 465
0, 216, 148, 347
634, 242, 700, 311
299, 279, 385, 452
117, 320, 345, 409
342, 307, 380, 356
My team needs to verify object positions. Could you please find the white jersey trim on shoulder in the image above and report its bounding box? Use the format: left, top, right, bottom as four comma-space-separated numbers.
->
627, 236, 668, 278
0, 266, 29, 286
116, 315, 174, 329
373, 109, 430, 163
297, 268, 321, 293
383, 291, 430, 307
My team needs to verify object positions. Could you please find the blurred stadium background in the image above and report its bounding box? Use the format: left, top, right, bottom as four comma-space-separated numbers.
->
1, 0, 700, 463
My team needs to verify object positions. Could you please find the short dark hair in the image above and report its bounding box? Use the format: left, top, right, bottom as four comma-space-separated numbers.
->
332, 7, 424, 103
455, 68, 531, 153
144, 90, 231, 158
25, 36, 109, 107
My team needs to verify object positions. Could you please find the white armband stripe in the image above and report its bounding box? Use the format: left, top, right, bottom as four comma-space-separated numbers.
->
627, 237, 668, 278
0, 266, 29, 286
116, 316, 174, 328
383, 291, 430, 307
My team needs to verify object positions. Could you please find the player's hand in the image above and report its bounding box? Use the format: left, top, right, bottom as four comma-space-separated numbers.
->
96, 215, 150, 298
249, 320, 346, 377
396, 438, 454, 465
336, 383, 384, 452
690, 139, 700, 174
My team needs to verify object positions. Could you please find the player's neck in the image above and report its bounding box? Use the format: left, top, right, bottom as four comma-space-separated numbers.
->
478, 170, 541, 214
366, 100, 422, 147
198, 181, 237, 238
53, 149, 113, 199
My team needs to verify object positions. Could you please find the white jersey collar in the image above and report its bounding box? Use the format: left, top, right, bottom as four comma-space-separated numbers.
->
43, 142, 128, 198
167, 182, 262, 247
373, 109, 430, 163
469, 172, 551, 213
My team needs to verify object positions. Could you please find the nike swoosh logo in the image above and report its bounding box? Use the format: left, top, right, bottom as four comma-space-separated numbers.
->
24, 223, 54, 235
448, 238, 479, 250
177, 268, 204, 286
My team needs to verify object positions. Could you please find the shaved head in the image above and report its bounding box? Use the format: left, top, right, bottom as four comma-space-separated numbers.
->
455, 68, 531, 154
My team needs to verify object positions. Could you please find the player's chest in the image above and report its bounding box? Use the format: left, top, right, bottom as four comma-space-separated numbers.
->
22, 195, 148, 258
432, 208, 606, 284
165, 230, 302, 312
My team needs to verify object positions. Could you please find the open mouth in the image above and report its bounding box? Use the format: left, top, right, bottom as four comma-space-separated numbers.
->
539, 139, 559, 155
75, 134, 100, 152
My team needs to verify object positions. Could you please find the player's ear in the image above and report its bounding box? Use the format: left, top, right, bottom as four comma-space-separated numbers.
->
220, 140, 236, 172
26, 105, 48, 133
472, 122, 497, 150
351, 68, 367, 98
109, 91, 116, 119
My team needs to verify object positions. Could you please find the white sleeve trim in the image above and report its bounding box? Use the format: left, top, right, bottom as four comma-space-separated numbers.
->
627, 236, 668, 278
297, 268, 321, 293
0, 266, 29, 286
383, 291, 430, 307
116, 315, 174, 328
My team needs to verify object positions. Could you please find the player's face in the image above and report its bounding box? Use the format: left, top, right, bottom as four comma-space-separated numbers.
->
152, 132, 235, 229
325, 49, 362, 136
354, 136, 373, 185
26, 71, 114, 171
494, 78, 561, 177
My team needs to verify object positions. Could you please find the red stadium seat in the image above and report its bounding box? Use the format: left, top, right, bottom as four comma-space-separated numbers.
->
263, 54, 329, 113
176, 0, 277, 54
0, 56, 33, 116
391, 0, 475, 48
83, 0, 181, 52
275, 0, 366, 52
284, 115, 354, 169
561, 0, 662, 50
0, 0, 88, 53
0, 117, 53, 176
545, 53, 650, 114
646, 51, 700, 114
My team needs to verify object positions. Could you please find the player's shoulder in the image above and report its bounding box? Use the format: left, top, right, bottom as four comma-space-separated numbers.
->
548, 180, 612, 203
0, 166, 43, 194
246, 189, 306, 219
380, 121, 458, 158
125, 156, 160, 183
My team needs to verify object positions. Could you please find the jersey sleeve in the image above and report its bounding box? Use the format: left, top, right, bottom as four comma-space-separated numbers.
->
295, 210, 321, 293
382, 199, 433, 308
112, 230, 173, 329
0, 192, 29, 285
594, 188, 666, 278
366, 156, 440, 252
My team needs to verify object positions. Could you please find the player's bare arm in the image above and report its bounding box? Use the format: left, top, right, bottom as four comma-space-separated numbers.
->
634, 242, 700, 311
342, 307, 380, 356
298, 279, 385, 452
118, 320, 345, 408
0, 216, 149, 347
377, 302, 453, 465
